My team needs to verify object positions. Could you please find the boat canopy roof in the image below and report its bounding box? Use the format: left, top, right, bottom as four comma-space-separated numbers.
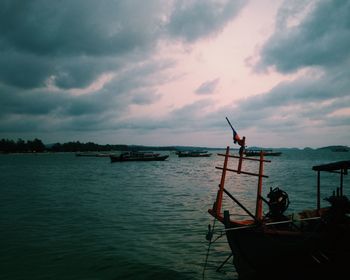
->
312, 160, 350, 172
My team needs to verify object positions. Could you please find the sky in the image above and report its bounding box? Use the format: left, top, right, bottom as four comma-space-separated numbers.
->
0, 0, 349, 148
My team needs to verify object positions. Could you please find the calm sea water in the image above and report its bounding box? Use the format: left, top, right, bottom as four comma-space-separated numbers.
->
1, 149, 349, 280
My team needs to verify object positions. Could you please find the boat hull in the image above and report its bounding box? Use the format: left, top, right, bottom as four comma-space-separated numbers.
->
178, 153, 211, 157
208, 147, 350, 280
225, 220, 350, 280
244, 151, 282, 157
110, 155, 169, 162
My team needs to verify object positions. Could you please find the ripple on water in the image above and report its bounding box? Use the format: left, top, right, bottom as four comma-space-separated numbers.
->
0, 150, 349, 279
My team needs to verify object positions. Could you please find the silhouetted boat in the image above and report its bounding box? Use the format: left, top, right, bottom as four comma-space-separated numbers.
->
207, 146, 350, 280
176, 150, 212, 157
244, 149, 282, 157
110, 151, 169, 162
76, 152, 114, 157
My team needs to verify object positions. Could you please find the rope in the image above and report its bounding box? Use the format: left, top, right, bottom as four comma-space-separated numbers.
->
202, 217, 217, 280
202, 222, 228, 279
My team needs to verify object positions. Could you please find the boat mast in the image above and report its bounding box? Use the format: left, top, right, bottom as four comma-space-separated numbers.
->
213, 146, 230, 217
209, 142, 271, 224
255, 151, 265, 220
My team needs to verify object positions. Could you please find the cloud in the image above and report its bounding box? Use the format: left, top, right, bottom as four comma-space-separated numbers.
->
0, 59, 172, 133
109, 0, 350, 147
0, 0, 166, 90
3, 0, 348, 147
228, 69, 350, 136
237, 0, 350, 144
256, 0, 350, 73
0, 0, 245, 90
0, 0, 245, 139
165, 0, 246, 42
195, 78, 220, 95
0, 0, 162, 57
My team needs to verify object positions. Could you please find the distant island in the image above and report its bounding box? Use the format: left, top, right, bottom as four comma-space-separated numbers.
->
248, 145, 349, 152
316, 145, 349, 152
0, 138, 218, 154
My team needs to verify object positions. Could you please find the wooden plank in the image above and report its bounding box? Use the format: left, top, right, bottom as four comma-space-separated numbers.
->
255, 152, 264, 220
217, 153, 271, 163
214, 146, 230, 216
312, 160, 350, 172
215, 166, 269, 178
223, 189, 258, 222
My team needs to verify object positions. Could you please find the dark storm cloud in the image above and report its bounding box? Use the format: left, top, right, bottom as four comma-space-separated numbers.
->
166, 0, 246, 42
0, 0, 163, 89
0, 59, 169, 132
0, 85, 116, 132
0, 0, 246, 90
0, 0, 161, 57
195, 78, 220, 95
0, 0, 247, 138
256, 0, 350, 73
0, 76, 123, 118
0, 51, 56, 89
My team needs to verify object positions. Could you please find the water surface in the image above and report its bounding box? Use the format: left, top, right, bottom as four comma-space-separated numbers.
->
1, 149, 349, 279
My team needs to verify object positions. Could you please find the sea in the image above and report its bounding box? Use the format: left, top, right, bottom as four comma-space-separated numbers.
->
1, 148, 349, 280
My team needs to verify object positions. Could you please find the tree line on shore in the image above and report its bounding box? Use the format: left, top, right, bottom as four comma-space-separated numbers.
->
0, 138, 46, 153
0, 138, 178, 153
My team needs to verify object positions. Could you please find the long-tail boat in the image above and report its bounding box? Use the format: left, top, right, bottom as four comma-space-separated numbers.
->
176, 150, 212, 157
244, 149, 282, 157
110, 151, 169, 162
207, 144, 350, 280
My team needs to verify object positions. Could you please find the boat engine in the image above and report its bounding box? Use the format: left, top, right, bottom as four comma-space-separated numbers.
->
266, 187, 290, 218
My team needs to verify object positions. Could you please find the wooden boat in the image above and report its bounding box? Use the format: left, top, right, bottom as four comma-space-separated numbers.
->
110, 151, 169, 162
176, 150, 212, 157
207, 146, 350, 280
76, 152, 99, 157
76, 152, 114, 157
244, 149, 282, 157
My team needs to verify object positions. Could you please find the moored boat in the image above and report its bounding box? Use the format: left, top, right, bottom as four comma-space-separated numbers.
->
206, 144, 350, 280
76, 152, 115, 157
76, 152, 99, 157
110, 151, 169, 162
244, 149, 282, 156
176, 150, 212, 157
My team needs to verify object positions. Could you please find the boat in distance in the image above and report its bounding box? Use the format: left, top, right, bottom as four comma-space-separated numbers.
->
244, 149, 282, 157
76, 152, 114, 157
207, 145, 350, 280
176, 150, 212, 157
110, 151, 169, 162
